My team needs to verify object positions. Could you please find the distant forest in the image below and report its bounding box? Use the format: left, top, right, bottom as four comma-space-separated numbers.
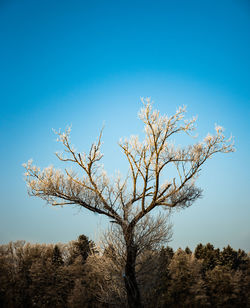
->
0, 235, 249, 308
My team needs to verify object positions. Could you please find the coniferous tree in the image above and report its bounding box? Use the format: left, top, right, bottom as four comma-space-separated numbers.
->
185, 246, 192, 254
194, 243, 220, 273
150, 246, 174, 307
167, 249, 208, 307
52, 245, 64, 267
205, 265, 235, 307
236, 248, 249, 271
69, 235, 95, 265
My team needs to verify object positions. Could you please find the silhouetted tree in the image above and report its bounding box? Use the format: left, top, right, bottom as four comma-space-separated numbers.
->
219, 245, 237, 269
52, 245, 64, 267
236, 248, 249, 271
69, 235, 95, 265
185, 246, 192, 254
195, 243, 220, 273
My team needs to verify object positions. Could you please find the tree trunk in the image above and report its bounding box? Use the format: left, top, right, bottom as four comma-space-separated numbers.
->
124, 243, 142, 308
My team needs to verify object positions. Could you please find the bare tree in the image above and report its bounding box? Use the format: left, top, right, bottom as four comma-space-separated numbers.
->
23, 98, 234, 308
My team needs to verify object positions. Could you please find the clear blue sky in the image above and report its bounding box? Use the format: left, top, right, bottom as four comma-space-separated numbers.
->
0, 0, 249, 251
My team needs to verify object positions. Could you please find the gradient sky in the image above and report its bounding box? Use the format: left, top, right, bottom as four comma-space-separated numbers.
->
0, 0, 249, 251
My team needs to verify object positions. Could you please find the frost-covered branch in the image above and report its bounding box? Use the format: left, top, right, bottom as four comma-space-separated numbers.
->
24, 98, 234, 229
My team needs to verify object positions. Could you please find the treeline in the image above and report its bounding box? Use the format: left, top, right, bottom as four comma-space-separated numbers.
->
0, 235, 249, 308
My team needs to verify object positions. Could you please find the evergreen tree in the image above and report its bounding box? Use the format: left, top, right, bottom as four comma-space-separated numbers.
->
236, 248, 249, 271
52, 245, 64, 267
194, 243, 220, 272
147, 247, 174, 307
220, 245, 249, 271
185, 246, 192, 254
167, 249, 208, 307
69, 235, 95, 265
205, 266, 235, 307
